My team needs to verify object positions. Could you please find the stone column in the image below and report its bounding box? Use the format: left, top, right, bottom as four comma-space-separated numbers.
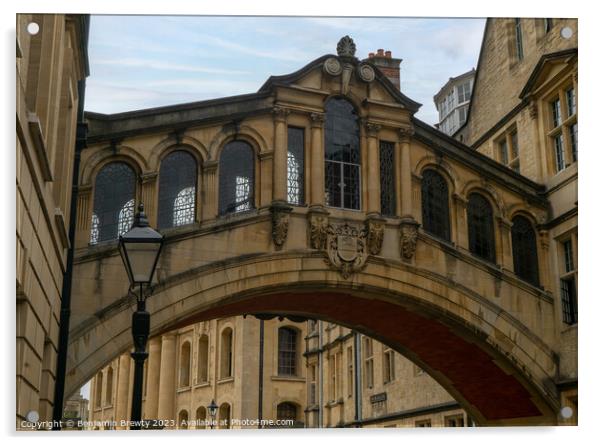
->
144, 337, 162, 420
399, 127, 414, 218
157, 334, 177, 423
140, 172, 158, 227
309, 113, 325, 208
365, 122, 381, 216
272, 106, 290, 204
201, 160, 218, 220
497, 217, 513, 270
259, 151, 274, 207
537, 228, 551, 291
75, 184, 92, 246
453, 194, 468, 250
528, 99, 546, 182
115, 355, 131, 429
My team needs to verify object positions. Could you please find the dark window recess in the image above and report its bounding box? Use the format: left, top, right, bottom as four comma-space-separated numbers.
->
324, 98, 361, 210
563, 239, 574, 272
90, 162, 136, 244
561, 277, 577, 325
276, 402, 297, 424
219, 141, 255, 215
287, 127, 305, 205
278, 327, 297, 376
511, 216, 540, 286
157, 150, 197, 229
421, 170, 450, 241
379, 141, 395, 216
467, 193, 496, 263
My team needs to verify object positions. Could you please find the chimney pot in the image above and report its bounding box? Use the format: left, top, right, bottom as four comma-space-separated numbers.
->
377, 48, 384, 56
369, 52, 375, 58
385, 50, 392, 58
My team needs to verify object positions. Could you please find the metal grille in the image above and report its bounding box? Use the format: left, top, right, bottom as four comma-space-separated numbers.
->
379, 141, 395, 216
287, 127, 305, 205
324, 98, 361, 210
158, 150, 197, 229
561, 277, 577, 324
219, 141, 255, 215
421, 170, 450, 241
278, 327, 297, 376
90, 162, 136, 244
511, 216, 540, 285
467, 193, 496, 262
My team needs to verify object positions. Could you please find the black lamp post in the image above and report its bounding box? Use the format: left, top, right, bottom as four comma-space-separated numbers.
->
118, 203, 164, 430
207, 400, 218, 429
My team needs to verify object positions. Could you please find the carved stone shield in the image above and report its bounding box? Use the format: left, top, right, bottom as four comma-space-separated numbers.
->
337, 234, 358, 262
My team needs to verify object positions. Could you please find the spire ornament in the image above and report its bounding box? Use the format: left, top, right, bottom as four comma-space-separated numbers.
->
336, 35, 356, 58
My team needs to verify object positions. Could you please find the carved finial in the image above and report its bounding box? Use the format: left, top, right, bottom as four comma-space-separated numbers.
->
337, 35, 356, 58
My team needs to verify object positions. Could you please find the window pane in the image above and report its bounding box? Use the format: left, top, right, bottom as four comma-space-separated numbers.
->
515, 18, 524, 60
467, 193, 496, 262
91, 162, 136, 244
551, 98, 562, 127
379, 141, 395, 216
158, 150, 197, 229
278, 328, 297, 376
511, 216, 539, 285
569, 123, 578, 161
287, 127, 305, 205
561, 277, 577, 325
566, 88, 576, 116
554, 134, 565, 172
421, 170, 450, 241
511, 132, 519, 159
563, 239, 574, 272
499, 139, 509, 164
219, 141, 255, 215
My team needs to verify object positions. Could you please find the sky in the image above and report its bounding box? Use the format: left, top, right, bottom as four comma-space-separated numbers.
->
85, 15, 486, 125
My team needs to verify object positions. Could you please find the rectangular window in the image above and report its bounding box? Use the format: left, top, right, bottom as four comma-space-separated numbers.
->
445, 415, 465, 427
457, 82, 471, 103
347, 346, 353, 398
363, 337, 374, 389
383, 349, 395, 384
515, 18, 524, 61
287, 127, 305, 205
566, 88, 576, 116
510, 131, 519, 159
544, 18, 553, 33
416, 420, 432, 427
563, 239, 574, 272
569, 123, 578, 161
551, 98, 562, 128
458, 106, 467, 125
554, 134, 566, 172
561, 277, 577, 325
379, 141, 396, 217
499, 139, 509, 165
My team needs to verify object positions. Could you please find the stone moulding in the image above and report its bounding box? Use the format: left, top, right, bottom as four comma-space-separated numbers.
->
365, 217, 385, 256
399, 217, 420, 260
270, 202, 293, 249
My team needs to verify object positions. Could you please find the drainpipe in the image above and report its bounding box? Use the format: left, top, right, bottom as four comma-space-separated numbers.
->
52, 78, 88, 429
258, 320, 264, 428
318, 320, 323, 428
353, 331, 362, 427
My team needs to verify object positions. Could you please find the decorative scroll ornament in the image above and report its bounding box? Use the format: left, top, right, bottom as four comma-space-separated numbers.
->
325, 222, 368, 279
357, 63, 375, 82
399, 218, 420, 260
366, 218, 385, 255
323, 57, 343, 76
336, 35, 357, 58
271, 203, 292, 249
309, 213, 329, 250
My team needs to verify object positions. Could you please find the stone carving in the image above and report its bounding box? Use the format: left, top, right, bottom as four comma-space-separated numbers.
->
323, 57, 343, 76
399, 126, 415, 142
365, 122, 381, 137
309, 213, 329, 250
310, 112, 325, 127
357, 63, 375, 82
272, 106, 290, 122
325, 222, 368, 279
399, 218, 420, 260
271, 204, 292, 248
336, 35, 356, 58
366, 218, 385, 255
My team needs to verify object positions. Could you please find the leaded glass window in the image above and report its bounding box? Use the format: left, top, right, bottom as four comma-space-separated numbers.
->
278, 327, 297, 376
561, 277, 577, 324
511, 215, 539, 285
158, 150, 197, 229
379, 141, 395, 216
421, 170, 450, 241
324, 98, 361, 210
287, 127, 305, 205
90, 162, 136, 244
219, 141, 255, 215
467, 193, 496, 262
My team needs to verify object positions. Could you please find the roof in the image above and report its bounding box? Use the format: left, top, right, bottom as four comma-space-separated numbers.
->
433, 68, 476, 102
518, 48, 578, 99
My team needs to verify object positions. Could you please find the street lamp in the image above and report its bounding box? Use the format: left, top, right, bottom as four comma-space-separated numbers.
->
118, 203, 164, 430
207, 400, 218, 429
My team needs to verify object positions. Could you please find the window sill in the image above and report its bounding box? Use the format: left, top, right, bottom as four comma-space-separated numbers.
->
271, 375, 305, 383
193, 381, 211, 388
217, 377, 234, 385
177, 386, 191, 393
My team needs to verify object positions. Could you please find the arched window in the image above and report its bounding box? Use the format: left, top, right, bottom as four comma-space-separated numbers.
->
105, 367, 113, 405
219, 141, 255, 215
278, 327, 298, 376
197, 334, 209, 383
218, 403, 231, 429
157, 150, 197, 229
178, 410, 189, 429
179, 342, 191, 387
220, 328, 233, 379
277, 402, 298, 427
511, 215, 540, 285
467, 193, 496, 262
421, 170, 450, 241
324, 98, 361, 210
195, 406, 207, 429
95, 372, 103, 408
90, 162, 136, 244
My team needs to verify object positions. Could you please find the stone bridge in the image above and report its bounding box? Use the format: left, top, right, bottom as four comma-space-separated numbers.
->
66, 38, 564, 426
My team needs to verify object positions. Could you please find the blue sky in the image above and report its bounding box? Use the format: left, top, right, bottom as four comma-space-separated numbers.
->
85, 15, 486, 125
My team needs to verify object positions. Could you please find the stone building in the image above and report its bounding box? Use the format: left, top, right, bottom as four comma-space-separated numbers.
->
16, 14, 89, 427
433, 69, 475, 136
454, 18, 578, 423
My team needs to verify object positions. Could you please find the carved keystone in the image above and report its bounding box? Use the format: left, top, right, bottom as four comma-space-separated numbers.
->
399, 217, 420, 260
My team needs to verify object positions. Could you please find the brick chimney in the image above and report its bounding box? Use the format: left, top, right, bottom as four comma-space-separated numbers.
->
362, 49, 402, 90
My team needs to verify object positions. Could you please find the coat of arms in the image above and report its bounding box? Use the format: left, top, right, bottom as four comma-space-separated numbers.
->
325, 222, 368, 279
